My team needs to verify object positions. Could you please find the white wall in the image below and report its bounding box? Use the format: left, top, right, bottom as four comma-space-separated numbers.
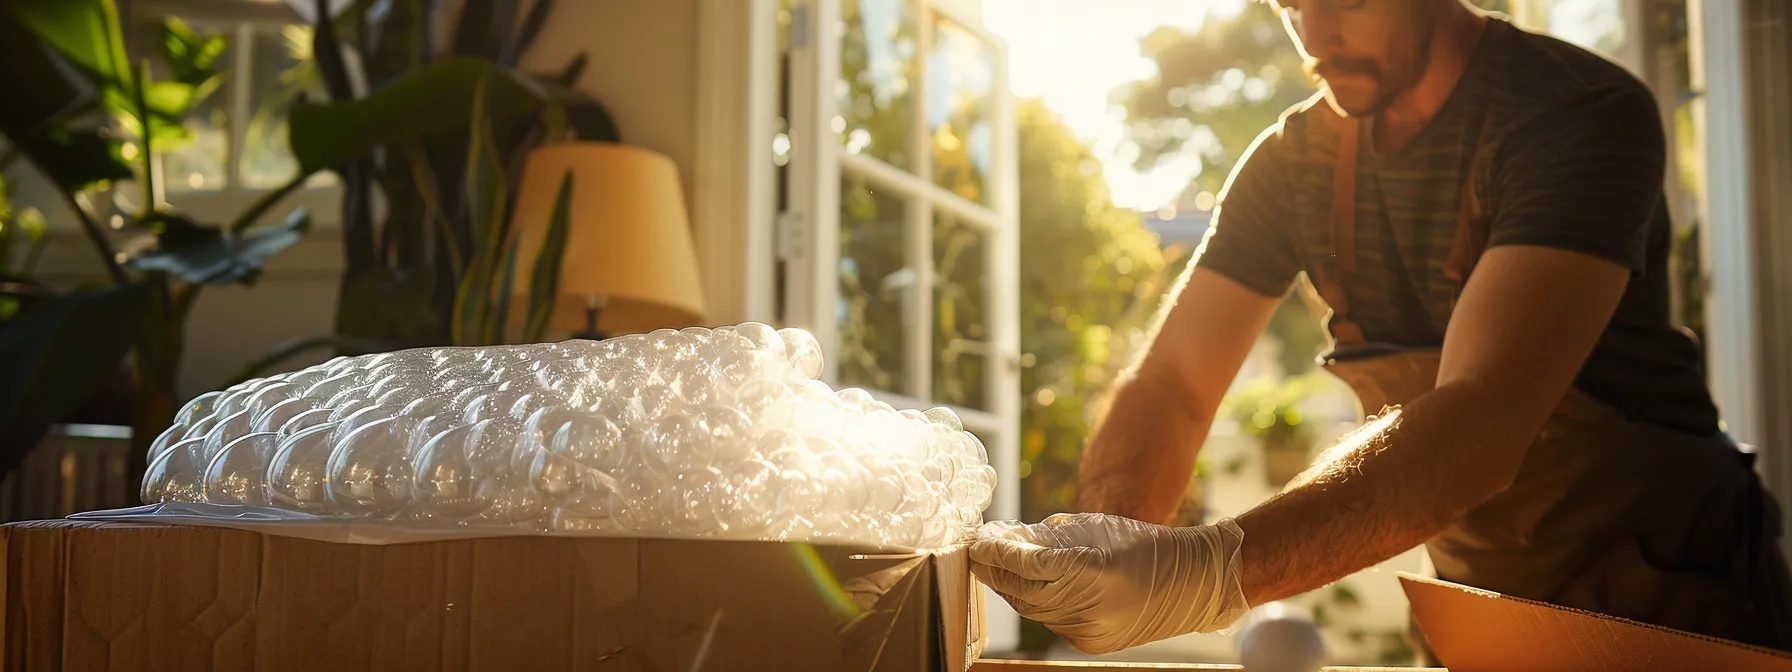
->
521, 0, 700, 216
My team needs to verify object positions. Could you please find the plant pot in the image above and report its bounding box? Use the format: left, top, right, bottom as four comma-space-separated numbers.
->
3, 424, 136, 522
1262, 433, 1313, 488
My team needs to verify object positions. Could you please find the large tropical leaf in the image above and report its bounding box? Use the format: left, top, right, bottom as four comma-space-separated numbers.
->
522, 171, 574, 341
288, 57, 558, 174
128, 209, 312, 285
157, 17, 227, 88
0, 13, 131, 191
0, 283, 149, 470
448, 74, 510, 345
5, 0, 132, 91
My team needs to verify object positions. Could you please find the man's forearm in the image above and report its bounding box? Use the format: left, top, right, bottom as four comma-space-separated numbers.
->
1076, 373, 1215, 524
1234, 380, 1535, 605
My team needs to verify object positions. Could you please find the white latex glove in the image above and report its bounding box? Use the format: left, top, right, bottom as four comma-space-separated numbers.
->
969, 512, 1248, 654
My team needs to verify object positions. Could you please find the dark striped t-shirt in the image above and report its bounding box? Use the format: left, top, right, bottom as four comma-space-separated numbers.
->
1196, 18, 1719, 436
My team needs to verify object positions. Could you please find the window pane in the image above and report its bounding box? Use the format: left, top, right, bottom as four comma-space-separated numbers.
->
144, 20, 230, 193
932, 211, 987, 409
839, 0, 918, 169
1538, 0, 1627, 57
928, 17, 996, 205
837, 173, 911, 392
242, 24, 332, 188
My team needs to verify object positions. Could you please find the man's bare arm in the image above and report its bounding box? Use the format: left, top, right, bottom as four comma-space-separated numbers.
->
1234, 245, 1630, 604
1076, 267, 1281, 523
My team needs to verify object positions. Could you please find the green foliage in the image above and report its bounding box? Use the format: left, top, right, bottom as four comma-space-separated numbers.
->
1118, 3, 1333, 380
521, 172, 575, 342
1011, 98, 1175, 654
0, 5, 133, 192
0, 283, 150, 454
1222, 374, 1319, 445
287, 57, 561, 176
0, 1, 310, 479
1015, 99, 1171, 524
288, 0, 620, 352
1118, 2, 1314, 196
128, 209, 312, 285
0, 174, 49, 280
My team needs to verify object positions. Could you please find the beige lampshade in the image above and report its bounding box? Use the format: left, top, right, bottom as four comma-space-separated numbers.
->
510, 142, 706, 336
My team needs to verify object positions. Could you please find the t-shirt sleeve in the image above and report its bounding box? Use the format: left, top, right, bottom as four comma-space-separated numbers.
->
1485, 84, 1666, 274
1194, 123, 1302, 297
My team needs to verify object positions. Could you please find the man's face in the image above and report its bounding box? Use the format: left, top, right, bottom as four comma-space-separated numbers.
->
1269, 0, 1438, 116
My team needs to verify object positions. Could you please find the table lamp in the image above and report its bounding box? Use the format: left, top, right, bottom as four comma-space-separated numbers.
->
508, 142, 707, 340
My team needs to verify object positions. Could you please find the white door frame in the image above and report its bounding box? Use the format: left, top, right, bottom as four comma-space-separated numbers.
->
1688, 0, 1792, 554
776, 0, 1023, 649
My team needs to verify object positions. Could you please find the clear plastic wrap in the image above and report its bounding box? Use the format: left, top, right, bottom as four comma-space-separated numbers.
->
134, 324, 996, 550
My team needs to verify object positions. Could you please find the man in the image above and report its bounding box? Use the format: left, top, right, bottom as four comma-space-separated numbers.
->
969, 0, 1792, 658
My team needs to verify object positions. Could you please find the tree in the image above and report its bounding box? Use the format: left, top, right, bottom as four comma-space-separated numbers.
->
1118, 3, 1314, 197
1013, 99, 1170, 522
1011, 97, 1175, 651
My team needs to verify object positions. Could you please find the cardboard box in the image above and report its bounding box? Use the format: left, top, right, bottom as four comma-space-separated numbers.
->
969, 661, 1433, 671
0, 520, 983, 671
1401, 572, 1792, 671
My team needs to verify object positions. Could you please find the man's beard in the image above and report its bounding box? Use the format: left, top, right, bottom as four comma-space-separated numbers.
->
1304, 19, 1438, 117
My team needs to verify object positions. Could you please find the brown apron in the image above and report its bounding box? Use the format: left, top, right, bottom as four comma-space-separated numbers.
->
1312, 110, 1792, 658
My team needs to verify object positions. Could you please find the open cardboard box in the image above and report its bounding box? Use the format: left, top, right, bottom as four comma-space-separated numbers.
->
1400, 572, 1792, 671
0, 520, 984, 671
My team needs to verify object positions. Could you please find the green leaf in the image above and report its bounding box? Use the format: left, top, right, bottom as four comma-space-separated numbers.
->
128, 209, 311, 285
133, 59, 154, 215
158, 17, 227, 87
26, 128, 130, 193
287, 57, 555, 174
0, 282, 149, 470
490, 238, 520, 344
7, 0, 132, 91
449, 73, 508, 345
552, 53, 587, 87
523, 171, 574, 342
533, 79, 620, 142
0, 11, 91, 131
17, 207, 49, 274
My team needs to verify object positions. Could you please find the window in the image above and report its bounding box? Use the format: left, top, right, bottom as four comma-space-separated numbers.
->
772, 0, 1021, 647
135, 1, 339, 224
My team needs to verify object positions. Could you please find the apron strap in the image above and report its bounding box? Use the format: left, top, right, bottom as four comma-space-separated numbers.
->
1320, 112, 1367, 345
1320, 109, 1496, 346
1443, 112, 1494, 306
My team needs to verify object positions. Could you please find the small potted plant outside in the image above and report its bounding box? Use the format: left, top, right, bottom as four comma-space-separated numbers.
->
1224, 376, 1317, 488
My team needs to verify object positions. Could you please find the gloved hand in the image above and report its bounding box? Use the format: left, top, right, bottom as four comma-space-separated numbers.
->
969, 512, 1248, 654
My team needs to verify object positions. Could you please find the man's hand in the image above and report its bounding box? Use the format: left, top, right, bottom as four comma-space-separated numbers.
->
969, 513, 1249, 654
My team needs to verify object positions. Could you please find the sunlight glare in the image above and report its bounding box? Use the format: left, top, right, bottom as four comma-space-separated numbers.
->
984, 0, 1249, 210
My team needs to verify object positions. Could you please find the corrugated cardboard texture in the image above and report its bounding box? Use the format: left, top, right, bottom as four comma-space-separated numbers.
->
1401, 572, 1792, 671
0, 520, 974, 672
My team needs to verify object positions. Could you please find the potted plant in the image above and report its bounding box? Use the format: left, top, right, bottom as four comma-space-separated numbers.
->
0, 0, 314, 487
1224, 376, 1318, 488
222, 0, 617, 386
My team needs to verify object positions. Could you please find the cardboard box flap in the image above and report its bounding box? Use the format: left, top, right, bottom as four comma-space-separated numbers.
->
1400, 571, 1792, 671
929, 545, 985, 670
1, 521, 980, 672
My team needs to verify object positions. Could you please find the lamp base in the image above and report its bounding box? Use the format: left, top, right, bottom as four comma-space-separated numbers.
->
573, 301, 608, 341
